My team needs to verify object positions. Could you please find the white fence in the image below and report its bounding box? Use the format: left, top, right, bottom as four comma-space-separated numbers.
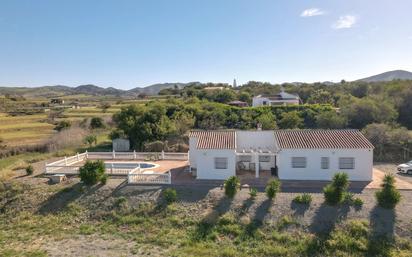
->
128, 169, 171, 185
44, 151, 179, 185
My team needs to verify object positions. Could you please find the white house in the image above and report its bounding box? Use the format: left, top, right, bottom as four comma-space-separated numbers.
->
188, 129, 374, 181
252, 91, 300, 107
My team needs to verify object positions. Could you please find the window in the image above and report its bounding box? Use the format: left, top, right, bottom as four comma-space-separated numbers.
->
321, 157, 329, 169
259, 155, 271, 162
215, 157, 228, 169
339, 157, 355, 169
291, 157, 306, 168
239, 155, 252, 162
263, 101, 267, 105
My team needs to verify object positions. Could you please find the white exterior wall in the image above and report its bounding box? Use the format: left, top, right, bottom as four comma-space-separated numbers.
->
236, 131, 276, 151
189, 137, 198, 169
196, 149, 236, 180
252, 96, 299, 107
277, 148, 373, 181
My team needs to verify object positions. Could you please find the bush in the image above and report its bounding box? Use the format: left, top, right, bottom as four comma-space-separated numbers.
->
90, 117, 105, 129
249, 187, 257, 199
100, 174, 108, 185
25, 165, 34, 176
224, 176, 240, 198
293, 193, 312, 204
265, 179, 281, 199
323, 172, 349, 205
84, 134, 97, 147
79, 160, 106, 186
163, 188, 177, 204
353, 198, 364, 207
54, 120, 71, 131
375, 174, 401, 209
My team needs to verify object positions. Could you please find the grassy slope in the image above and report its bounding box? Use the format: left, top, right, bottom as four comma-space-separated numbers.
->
0, 181, 411, 257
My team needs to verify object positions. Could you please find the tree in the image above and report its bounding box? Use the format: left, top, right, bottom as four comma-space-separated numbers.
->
315, 111, 347, 129
256, 112, 277, 130
79, 160, 106, 185
84, 134, 97, 147
375, 174, 401, 209
224, 176, 241, 198
340, 97, 397, 129
99, 102, 111, 113
323, 172, 349, 205
398, 88, 412, 129
265, 179, 281, 199
212, 90, 236, 103
238, 92, 252, 104
307, 89, 334, 104
90, 117, 105, 129
54, 120, 71, 131
278, 111, 304, 129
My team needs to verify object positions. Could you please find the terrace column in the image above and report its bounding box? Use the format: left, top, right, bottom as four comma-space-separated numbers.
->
161, 150, 165, 160
254, 153, 259, 178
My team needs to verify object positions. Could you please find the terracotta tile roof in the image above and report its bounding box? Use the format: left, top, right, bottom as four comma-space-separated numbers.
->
274, 130, 374, 149
189, 130, 236, 149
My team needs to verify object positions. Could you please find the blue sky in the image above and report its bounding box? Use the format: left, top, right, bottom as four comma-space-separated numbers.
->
1, 0, 411, 89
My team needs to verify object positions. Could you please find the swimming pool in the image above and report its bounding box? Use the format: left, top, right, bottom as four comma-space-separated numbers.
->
104, 162, 157, 170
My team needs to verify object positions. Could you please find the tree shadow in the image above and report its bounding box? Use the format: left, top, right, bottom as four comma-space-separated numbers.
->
37, 183, 103, 215
243, 198, 272, 237
291, 201, 310, 217
369, 205, 396, 239
309, 202, 350, 236
191, 195, 233, 241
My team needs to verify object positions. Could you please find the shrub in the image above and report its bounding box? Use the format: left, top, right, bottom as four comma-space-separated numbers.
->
265, 179, 281, 199
25, 165, 34, 176
224, 176, 240, 198
293, 193, 312, 204
90, 117, 105, 129
353, 198, 364, 207
249, 187, 257, 199
163, 188, 177, 204
79, 160, 106, 186
100, 174, 108, 185
54, 120, 71, 131
84, 134, 97, 147
323, 172, 349, 205
375, 174, 401, 209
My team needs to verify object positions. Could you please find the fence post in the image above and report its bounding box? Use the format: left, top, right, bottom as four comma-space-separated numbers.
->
112, 150, 115, 160
161, 150, 165, 160
134, 150, 136, 160
64, 156, 67, 166
111, 163, 114, 174
85, 150, 88, 159
77, 152, 80, 161
168, 171, 171, 184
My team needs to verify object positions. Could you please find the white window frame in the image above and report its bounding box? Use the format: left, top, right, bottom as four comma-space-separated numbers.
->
321, 157, 330, 169
339, 157, 355, 170
214, 157, 228, 169
291, 157, 306, 168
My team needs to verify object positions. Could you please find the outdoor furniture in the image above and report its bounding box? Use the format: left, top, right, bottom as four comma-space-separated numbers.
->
50, 174, 67, 184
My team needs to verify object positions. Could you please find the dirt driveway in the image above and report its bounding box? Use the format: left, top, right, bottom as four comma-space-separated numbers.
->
374, 163, 412, 185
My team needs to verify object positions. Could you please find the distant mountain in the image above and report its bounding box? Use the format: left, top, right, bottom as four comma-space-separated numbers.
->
129, 82, 199, 95
356, 70, 412, 82
0, 82, 199, 98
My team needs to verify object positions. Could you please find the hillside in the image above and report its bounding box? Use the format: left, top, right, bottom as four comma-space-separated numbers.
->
357, 70, 412, 82
0, 82, 198, 98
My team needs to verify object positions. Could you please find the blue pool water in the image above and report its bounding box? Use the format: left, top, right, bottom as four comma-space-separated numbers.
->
104, 162, 156, 169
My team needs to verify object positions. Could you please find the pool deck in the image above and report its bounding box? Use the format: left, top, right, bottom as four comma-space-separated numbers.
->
102, 159, 189, 173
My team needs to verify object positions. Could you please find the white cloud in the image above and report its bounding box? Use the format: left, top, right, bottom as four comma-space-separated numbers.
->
332, 15, 357, 29
301, 8, 324, 17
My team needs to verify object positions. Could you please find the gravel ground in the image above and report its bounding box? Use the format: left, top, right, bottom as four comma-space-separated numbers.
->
374, 162, 412, 184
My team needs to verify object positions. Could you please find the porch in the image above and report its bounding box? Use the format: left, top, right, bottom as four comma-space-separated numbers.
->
235, 149, 277, 178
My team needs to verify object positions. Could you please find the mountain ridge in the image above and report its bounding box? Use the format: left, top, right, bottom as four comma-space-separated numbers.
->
356, 70, 412, 82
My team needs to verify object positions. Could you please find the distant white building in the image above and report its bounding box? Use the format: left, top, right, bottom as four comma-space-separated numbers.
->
252, 91, 300, 107
188, 129, 374, 181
